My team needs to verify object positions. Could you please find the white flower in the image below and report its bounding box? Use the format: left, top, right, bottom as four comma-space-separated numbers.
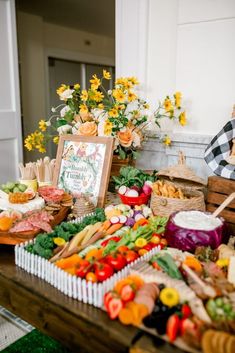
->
59, 88, 74, 101
132, 131, 141, 147
97, 120, 105, 136
92, 108, 105, 120
51, 107, 56, 113
45, 121, 51, 127
72, 122, 81, 134
57, 124, 72, 135
60, 105, 71, 117
107, 90, 112, 95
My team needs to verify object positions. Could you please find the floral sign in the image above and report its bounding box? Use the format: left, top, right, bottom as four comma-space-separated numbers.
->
53, 135, 114, 207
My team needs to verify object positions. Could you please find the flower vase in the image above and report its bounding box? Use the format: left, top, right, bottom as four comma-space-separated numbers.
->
110, 155, 136, 177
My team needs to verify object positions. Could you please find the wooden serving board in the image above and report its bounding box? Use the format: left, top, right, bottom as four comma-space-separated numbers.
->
206, 176, 235, 234
0, 206, 70, 245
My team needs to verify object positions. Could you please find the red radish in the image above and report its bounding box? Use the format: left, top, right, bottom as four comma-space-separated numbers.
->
142, 183, 152, 195
120, 284, 135, 302
130, 186, 140, 193
118, 185, 127, 195
119, 215, 127, 224
107, 298, 123, 319
110, 216, 120, 224
140, 192, 146, 197
125, 189, 139, 197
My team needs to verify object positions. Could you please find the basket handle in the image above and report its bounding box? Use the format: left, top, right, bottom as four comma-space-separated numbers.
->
212, 192, 235, 218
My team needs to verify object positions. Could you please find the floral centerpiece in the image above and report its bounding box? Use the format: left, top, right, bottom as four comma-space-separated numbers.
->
24, 71, 186, 159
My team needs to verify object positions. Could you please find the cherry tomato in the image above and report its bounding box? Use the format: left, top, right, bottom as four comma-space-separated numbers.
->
150, 234, 161, 244
95, 263, 114, 282
75, 259, 91, 278
125, 250, 139, 264
105, 253, 127, 271
138, 249, 148, 256
181, 304, 192, 319
142, 244, 153, 252
117, 245, 129, 254
86, 272, 97, 283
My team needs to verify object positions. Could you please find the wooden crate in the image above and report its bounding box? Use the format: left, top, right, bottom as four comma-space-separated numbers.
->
206, 176, 235, 234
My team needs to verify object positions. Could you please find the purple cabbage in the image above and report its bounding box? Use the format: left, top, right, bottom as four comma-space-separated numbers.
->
165, 212, 227, 253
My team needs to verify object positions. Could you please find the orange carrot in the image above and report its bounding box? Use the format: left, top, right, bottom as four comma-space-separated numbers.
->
105, 223, 123, 235
99, 220, 111, 232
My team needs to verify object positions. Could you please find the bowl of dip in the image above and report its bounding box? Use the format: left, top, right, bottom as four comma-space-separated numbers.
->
165, 210, 227, 252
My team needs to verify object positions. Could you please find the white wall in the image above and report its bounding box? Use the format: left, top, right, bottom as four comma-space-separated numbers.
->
116, 0, 235, 136
17, 11, 115, 161
116, 0, 235, 177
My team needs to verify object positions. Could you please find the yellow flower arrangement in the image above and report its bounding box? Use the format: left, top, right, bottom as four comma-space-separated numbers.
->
24, 70, 187, 158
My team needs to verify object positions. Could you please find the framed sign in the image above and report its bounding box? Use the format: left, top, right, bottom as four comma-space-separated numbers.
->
53, 135, 114, 207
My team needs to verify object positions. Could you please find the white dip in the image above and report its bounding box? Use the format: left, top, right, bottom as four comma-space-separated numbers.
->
173, 211, 222, 230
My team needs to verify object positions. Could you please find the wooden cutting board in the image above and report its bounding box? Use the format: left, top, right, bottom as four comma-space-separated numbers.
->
0, 206, 70, 245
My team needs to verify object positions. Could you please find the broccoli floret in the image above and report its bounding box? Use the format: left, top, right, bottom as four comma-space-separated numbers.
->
62, 222, 77, 233
33, 242, 53, 259
56, 229, 71, 241
35, 233, 54, 249
25, 243, 37, 254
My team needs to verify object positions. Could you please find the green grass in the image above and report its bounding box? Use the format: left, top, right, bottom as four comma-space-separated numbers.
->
2, 329, 72, 353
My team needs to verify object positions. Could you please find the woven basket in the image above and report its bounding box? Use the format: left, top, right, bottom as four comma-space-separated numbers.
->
157, 151, 207, 192
150, 188, 205, 218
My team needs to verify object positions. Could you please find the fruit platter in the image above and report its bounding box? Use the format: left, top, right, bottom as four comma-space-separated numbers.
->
0, 181, 72, 245
12, 164, 235, 353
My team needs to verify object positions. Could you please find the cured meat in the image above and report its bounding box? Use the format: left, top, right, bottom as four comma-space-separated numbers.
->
9, 210, 53, 233
38, 186, 64, 203
10, 220, 39, 233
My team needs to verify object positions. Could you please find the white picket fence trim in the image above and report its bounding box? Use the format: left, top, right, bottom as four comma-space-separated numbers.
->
15, 241, 160, 308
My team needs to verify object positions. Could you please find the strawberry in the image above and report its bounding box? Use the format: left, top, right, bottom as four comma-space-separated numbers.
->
107, 298, 123, 319
120, 284, 135, 302
104, 291, 117, 311
180, 318, 196, 336
166, 314, 180, 342
181, 304, 192, 319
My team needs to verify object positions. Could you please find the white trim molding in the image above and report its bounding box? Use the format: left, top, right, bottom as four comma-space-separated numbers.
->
115, 0, 149, 97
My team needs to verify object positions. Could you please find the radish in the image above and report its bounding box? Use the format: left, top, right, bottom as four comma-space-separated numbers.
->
125, 217, 135, 227
125, 189, 139, 197
131, 186, 140, 193
110, 216, 120, 224
118, 185, 127, 195
119, 215, 127, 224
142, 183, 152, 195
145, 180, 153, 187
135, 213, 145, 221
105, 205, 115, 212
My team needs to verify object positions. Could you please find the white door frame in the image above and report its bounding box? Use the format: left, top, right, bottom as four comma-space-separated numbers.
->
0, 0, 23, 180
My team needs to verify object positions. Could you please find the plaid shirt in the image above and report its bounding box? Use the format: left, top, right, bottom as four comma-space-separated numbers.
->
204, 119, 235, 179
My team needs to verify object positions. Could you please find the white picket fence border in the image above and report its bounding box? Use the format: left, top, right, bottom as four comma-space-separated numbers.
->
15, 242, 160, 308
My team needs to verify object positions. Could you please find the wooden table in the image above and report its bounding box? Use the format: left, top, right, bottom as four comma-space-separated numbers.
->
0, 245, 185, 353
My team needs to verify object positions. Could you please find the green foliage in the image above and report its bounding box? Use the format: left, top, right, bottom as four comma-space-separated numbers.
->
112, 166, 158, 188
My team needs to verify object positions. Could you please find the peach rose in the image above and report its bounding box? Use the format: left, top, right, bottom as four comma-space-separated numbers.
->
77, 121, 97, 136
117, 128, 133, 147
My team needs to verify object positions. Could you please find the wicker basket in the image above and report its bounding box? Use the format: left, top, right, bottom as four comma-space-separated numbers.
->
150, 188, 205, 217
157, 151, 207, 192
